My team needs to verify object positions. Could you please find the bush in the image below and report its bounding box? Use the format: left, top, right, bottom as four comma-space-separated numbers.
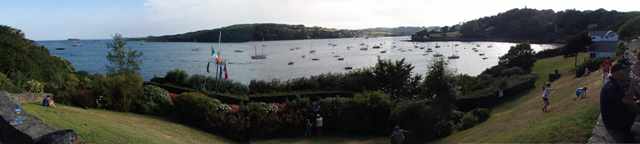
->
319, 91, 394, 135
174, 92, 222, 128
24, 79, 44, 93
535, 48, 564, 59
165, 69, 189, 85
391, 99, 453, 143
499, 43, 537, 72
459, 108, 491, 130
548, 69, 561, 82
205, 77, 249, 94
0, 72, 20, 93
460, 112, 479, 130
93, 73, 144, 112
133, 85, 173, 115
186, 74, 207, 90
472, 108, 491, 122
576, 58, 605, 77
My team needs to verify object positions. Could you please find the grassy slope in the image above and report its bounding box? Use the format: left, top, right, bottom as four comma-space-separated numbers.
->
255, 136, 388, 144
439, 53, 601, 143
24, 104, 235, 144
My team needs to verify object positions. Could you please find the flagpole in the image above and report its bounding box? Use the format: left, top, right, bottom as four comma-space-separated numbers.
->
217, 31, 222, 91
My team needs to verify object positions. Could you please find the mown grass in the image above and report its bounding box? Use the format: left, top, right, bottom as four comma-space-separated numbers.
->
24, 104, 235, 144
438, 53, 602, 143
255, 136, 388, 144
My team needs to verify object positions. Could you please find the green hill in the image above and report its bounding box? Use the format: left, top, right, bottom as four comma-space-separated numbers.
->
412, 8, 640, 42
24, 103, 234, 144
438, 54, 601, 143
143, 23, 425, 42
144, 23, 362, 42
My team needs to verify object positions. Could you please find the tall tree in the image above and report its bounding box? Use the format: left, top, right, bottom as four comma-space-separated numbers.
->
563, 32, 592, 67
618, 15, 640, 40
498, 43, 536, 72
106, 34, 143, 74
373, 58, 421, 100
420, 59, 456, 115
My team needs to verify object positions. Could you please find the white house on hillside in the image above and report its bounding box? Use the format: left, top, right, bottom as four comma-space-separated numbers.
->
588, 31, 619, 58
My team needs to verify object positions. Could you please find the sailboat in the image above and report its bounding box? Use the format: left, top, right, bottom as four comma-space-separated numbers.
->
251, 45, 267, 60
448, 45, 460, 59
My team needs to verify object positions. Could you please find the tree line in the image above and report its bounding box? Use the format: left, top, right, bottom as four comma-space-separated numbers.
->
144, 23, 425, 42
412, 8, 640, 42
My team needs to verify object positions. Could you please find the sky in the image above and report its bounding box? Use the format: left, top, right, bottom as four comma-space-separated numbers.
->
1, 0, 638, 40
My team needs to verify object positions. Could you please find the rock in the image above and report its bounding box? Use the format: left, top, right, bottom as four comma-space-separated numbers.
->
0, 91, 79, 144
35, 129, 79, 144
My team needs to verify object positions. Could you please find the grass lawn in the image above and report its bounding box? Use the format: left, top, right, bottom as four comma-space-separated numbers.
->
438, 53, 602, 143
24, 103, 235, 144
255, 136, 388, 144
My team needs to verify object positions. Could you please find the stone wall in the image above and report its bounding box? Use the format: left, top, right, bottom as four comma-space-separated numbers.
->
9, 93, 51, 104
0, 91, 78, 144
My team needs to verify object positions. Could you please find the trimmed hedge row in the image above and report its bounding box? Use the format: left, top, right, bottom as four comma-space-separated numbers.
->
576, 58, 606, 77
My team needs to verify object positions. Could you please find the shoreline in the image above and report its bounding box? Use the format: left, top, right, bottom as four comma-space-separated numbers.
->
408, 37, 564, 45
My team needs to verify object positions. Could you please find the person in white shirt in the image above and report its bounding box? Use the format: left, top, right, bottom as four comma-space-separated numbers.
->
542, 83, 552, 112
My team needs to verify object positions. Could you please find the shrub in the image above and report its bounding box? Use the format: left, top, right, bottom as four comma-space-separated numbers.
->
372, 59, 421, 99
186, 74, 207, 90
576, 58, 605, 77
535, 48, 564, 59
0, 72, 20, 93
24, 79, 44, 93
472, 108, 491, 122
459, 108, 491, 130
93, 73, 144, 112
133, 85, 173, 115
205, 77, 249, 94
548, 69, 561, 82
174, 92, 221, 128
165, 69, 189, 85
499, 43, 536, 72
318, 91, 393, 135
391, 99, 452, 143
460, 112, 479, 130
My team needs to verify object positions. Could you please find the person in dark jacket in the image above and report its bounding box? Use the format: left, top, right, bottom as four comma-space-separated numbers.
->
600, 62, 636, 142
42, 95, 50, 107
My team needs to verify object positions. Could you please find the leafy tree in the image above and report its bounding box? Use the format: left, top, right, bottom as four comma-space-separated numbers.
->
106, 34, 143, 74
373, 58, 422, 100
0, 72, 20, 93
562, 32, 592, 67
498, 43, 536, 72
420, 59, 456, 115
618, 15, 640, 40
0, 25, 79, 99
412, 8, 640, 42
